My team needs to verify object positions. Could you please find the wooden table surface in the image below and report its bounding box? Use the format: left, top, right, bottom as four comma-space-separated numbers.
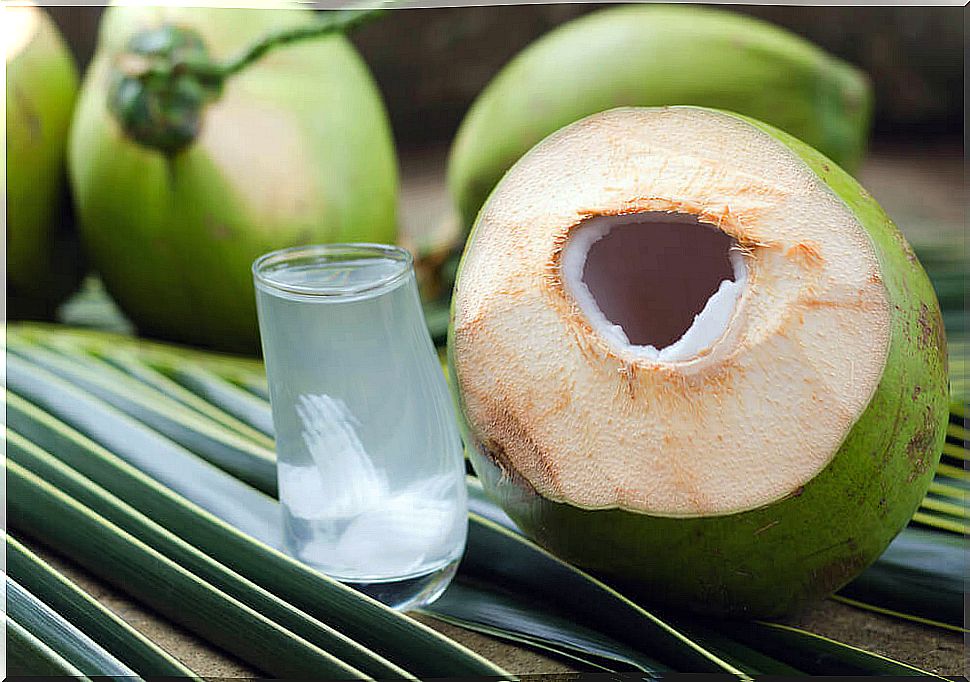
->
19, 142, 966, 678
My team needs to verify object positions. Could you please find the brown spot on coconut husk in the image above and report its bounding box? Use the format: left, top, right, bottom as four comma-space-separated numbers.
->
786, 241, 824, 267
477, 398, 562, 495
814, 551, 868, 594
916, 302, 947, 359
892, 229, 919, 265
905, 405, 939, 481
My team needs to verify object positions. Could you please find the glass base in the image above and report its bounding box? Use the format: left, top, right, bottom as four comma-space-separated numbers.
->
340, 558, 460, 611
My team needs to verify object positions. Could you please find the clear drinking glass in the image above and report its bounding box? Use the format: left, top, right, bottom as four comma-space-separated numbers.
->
253, 244, 467, 610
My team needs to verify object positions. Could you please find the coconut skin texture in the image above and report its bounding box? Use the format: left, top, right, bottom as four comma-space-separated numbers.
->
6, 6, 83, 319
69, 5, 398, 352
448, 107, 947, 618
448, 5, 872, 230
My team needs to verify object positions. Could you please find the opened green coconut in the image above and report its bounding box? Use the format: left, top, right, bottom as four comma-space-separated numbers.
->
449, 107, 947, 617
6, 5, 82, 319
69, 5, 397, 352
449, 5, 872, 229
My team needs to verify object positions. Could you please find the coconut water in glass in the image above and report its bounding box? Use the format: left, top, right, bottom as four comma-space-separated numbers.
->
253, 244, 467, 610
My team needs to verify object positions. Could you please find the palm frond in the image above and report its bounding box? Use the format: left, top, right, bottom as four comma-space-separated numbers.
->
6, 322, 963, 676
6, 534, 200, 677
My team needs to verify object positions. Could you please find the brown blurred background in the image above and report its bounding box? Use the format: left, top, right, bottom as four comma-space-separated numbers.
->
47, 4, 965, 150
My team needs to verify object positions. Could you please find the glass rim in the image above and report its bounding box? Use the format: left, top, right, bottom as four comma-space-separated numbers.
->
252, 243, 413, 299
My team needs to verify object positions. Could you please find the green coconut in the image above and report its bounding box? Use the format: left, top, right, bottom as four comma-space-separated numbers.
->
69, 5, 398, 352
6, 5, 83, 319
448, 107, 947, 618
449, 5, 872, 230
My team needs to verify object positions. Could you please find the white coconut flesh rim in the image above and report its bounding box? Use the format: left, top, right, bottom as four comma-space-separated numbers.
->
562, 212, 749, 363
453, 107, 892, 517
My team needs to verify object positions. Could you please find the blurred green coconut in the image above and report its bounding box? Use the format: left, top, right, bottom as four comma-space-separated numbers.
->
449, 5, 873, 229
69, 5, 398, 352
6, 5, 83, 319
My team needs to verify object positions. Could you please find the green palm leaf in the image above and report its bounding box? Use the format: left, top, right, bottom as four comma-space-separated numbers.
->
6, 534, 199, 677
12, 322, 264, 378
5, 354, 284, 545
703, 620, 946, 678
166, 363, 277, 437
99, 348, 272, 443
8, 339, 278, 492
834, 526, 966, 630
6, 322, 963, 675
7, 456, 371, 680
7, 430, 415, 680
3, 391, 512, 679
6, 575, 138, 679
425, 580, 670, 674
6, 616, 88, 679
456, 512, 747, 674
463, 482, 953, 676
4, 347, 745, 675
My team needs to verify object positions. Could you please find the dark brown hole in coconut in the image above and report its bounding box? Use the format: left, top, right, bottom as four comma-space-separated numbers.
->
581, 213, 737, 349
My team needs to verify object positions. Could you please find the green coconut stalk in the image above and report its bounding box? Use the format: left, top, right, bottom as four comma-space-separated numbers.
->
6, 535, 200, 678
68, 7, 398, 352
5, 5, 83, 319
448, 5, 872, 229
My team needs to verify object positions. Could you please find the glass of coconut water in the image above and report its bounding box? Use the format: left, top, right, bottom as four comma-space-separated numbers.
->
253, 244, 467, 610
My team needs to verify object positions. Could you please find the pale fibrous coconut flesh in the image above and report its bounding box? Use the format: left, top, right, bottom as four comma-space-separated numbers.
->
449, 107, 948, 617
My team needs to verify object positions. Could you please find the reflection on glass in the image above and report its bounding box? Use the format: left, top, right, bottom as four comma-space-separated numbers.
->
254, 244, 467, 610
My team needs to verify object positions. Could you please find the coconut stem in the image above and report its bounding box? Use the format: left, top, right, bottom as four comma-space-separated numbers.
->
192, 9, 386, 80
109, 7, 387, 155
